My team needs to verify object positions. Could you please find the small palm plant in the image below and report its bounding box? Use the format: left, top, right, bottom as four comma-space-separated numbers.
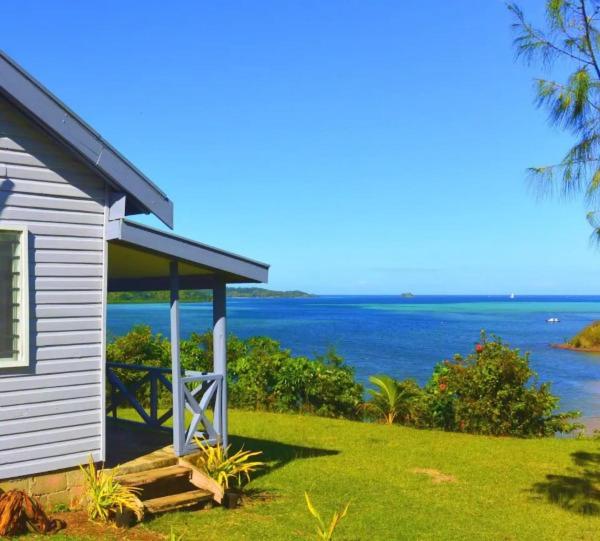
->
193, 438, 264, 489
364, 374, 420, 424
79, 456, 143, 523
304, 492, 350, 541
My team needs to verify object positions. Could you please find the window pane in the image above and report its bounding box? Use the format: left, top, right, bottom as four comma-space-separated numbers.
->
0, 231, 21, 362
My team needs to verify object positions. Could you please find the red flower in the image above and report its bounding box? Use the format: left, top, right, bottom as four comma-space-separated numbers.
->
475, 344, 484, 353
439, 382, 447, 391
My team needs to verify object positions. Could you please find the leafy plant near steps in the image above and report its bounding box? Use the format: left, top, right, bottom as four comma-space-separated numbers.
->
304, 492, 350, 541
193, 439, 264, 489
79, 456, 143, 523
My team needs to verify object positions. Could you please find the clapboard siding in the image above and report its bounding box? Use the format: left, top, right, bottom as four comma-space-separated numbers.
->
0, 411, 101, 437
0, 384, 100, 406
0, 94, 106, 479
0, 451, 102, 480
33, 236, 103, 251
0, 436, 101, 465
0, 424, 100, 451
1, 177, 106, 200
35, 277, 103, 290
0, 397, 102, 421
37, 317, 101, 332
2, 192, 103, 213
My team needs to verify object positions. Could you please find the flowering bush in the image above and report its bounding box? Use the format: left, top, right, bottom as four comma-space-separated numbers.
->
423, 333, 582, 436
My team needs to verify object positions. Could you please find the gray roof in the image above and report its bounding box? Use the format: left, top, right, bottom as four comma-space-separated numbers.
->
106, 219, 270, 290
0, 50, 174, 228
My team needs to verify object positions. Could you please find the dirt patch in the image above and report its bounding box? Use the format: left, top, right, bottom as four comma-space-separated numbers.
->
412, 468, 457, 484
33, 510, 164, 541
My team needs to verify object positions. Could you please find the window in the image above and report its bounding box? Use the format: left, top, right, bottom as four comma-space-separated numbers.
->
0, 227, 28, 368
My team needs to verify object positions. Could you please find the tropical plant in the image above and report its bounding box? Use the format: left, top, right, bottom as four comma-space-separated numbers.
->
364, 374, 422, 424
193, 439, 264, 489
0, 490, 64, 536
423, 334, 582, 436
509, 1, 600, 238
79, 456, 143, 523
110, 327, 364, 419
304, 492, 350, 541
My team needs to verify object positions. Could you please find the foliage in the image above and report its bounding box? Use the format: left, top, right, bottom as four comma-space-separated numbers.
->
108, 287, 313, 304
304, 492, 350, 541
108, 326, 364, 419
509, 1, 600, 238
363, 374, 423, 424
422, 333, 582, 436
362, 334, 581, 436
193, 439, 264, 489
0, 490, 63, 536
79, 456, 143, 523
567, 319, 600, 347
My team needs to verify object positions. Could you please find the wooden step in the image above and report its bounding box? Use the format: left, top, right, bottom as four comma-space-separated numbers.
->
143, 489, 213, 514
117, 465, 191, 488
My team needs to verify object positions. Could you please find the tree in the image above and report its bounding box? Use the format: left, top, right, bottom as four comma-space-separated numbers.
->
509, 1, 600, 236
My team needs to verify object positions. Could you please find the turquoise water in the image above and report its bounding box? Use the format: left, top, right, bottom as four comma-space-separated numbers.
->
108, 295, 600, 420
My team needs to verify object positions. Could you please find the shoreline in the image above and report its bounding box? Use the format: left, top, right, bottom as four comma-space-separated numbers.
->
551, 343, 600, 353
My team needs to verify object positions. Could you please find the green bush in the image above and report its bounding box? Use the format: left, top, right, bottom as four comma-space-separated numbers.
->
107, 326, 363, 419
422, 333, 581, 436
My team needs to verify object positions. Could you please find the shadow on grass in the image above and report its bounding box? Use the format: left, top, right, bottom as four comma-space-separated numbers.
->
229, 434, 339, 481
532, 449, 600, 515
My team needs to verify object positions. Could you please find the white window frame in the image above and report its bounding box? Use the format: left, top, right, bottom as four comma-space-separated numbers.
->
0, 225, 29, 369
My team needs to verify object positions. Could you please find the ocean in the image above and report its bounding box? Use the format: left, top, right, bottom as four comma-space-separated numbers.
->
108, 295, 600, 421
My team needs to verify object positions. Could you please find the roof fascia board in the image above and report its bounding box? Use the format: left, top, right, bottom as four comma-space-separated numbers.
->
0, 51, 174, 228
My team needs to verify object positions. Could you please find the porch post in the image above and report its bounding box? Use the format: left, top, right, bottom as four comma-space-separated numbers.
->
170, 261, 184, 456
213, 280, 227, 448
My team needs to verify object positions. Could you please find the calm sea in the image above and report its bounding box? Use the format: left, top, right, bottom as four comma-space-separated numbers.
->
108, 295, 600, 421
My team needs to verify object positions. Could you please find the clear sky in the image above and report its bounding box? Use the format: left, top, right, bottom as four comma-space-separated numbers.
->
2, 1, 597, 294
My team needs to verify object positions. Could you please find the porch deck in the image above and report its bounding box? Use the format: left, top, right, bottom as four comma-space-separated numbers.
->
105, 421, 174, 471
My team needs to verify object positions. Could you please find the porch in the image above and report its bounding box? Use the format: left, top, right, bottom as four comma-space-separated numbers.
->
105, 218, 269, 459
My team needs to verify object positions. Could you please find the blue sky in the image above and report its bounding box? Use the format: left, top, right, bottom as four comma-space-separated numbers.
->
3, 1, 597, 294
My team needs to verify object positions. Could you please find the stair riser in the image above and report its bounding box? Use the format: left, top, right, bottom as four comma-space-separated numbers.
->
136, 477, 197, 501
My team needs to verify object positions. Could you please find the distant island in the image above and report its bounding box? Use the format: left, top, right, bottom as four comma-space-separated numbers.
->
108, 287, 314, 304
400, 292, 415, 298
553, 320, 600, 353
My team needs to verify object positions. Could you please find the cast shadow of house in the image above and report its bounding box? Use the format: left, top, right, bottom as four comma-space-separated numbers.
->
531, 449, 600, 515
228, 434, 339, 482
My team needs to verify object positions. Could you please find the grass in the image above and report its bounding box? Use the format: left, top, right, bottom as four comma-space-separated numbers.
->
31, 410, 600, 540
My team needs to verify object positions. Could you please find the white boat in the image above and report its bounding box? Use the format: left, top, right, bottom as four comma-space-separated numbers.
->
509, 293, 515, 299
547, 317, 560, 323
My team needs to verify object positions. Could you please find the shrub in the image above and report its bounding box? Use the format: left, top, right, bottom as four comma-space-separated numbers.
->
192, 439, 264, 489
423, 333, 582, 436
108, 327, 364, 420
80, 456, 143, 523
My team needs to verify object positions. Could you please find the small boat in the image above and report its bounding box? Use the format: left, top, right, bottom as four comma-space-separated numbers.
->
509, 293, 515, 299
547, 317, 560, 323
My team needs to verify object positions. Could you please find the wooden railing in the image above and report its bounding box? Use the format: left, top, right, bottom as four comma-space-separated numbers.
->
106, 363, 224, 454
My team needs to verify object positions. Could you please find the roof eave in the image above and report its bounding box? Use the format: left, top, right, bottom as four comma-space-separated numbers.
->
107, 219, 270, 284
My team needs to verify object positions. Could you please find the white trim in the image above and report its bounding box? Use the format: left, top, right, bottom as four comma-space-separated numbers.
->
0, 225, 29, 369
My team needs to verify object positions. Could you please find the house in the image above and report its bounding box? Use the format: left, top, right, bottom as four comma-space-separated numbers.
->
0, 50, 269, 502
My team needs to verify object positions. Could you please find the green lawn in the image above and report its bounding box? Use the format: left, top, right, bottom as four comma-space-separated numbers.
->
45, 410, 600, 539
